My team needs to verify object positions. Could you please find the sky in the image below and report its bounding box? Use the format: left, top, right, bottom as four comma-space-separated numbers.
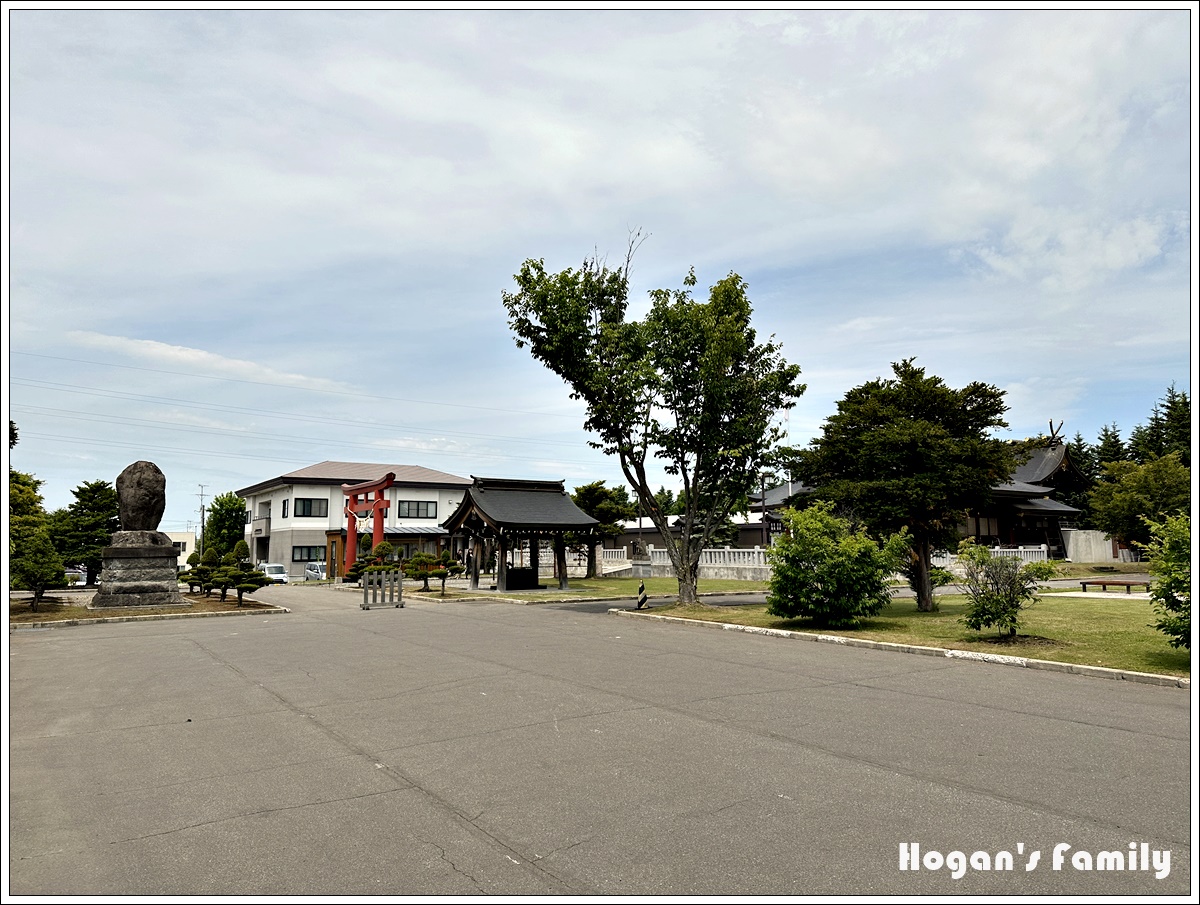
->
4, 6, 1196, 535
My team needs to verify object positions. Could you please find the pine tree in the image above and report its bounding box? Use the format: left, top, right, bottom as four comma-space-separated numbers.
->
1093, 423, 1128, 471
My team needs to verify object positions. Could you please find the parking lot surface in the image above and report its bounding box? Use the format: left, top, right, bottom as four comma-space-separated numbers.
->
8, 585, 1192, 896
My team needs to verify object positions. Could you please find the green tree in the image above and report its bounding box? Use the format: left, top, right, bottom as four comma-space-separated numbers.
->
1060, 431, 1098, 527
202, 492, 246, 559
231, 540, 251, 566
47, 480, 119, 585
790, 359, 1015, 613
10, 469, 47, 545
653, 486, 677, 516
1093, 423, 1128, 470
370, 541, 396, 564
503, 248, 804, 605
958, 540, 1057, 638
1129, 384, 1191, 469
765, 502, 908, 628
403, 551, 441, 591
1089, 453, 1190, 547
10, 528, 67, 610
210, 557, 271, 605
9, 469, 68, 609
571, 480, 637, 577
1139, 513, 1190, 649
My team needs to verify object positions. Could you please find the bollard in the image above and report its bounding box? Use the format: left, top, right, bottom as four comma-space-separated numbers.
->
636, 579, 647, 609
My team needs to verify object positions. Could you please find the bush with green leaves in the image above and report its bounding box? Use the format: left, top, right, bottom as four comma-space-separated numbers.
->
1140, 513, 1190, 649
403, 551, 441, 591
766, 502, 908, 628
958, 540, 1057, 637
10, 527, 68, 611
183, 547, 220, 595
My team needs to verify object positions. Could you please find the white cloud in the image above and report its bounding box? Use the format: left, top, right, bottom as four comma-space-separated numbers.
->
65, 332, 354, 394
6, 9, 1190, 526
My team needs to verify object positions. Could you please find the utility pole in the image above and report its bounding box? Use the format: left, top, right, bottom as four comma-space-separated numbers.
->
196, 485, 207, 558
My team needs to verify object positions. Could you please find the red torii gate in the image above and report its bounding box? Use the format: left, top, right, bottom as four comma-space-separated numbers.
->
342, 473, 395, 577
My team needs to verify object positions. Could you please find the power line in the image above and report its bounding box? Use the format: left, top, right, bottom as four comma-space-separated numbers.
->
12, 351, 582, 420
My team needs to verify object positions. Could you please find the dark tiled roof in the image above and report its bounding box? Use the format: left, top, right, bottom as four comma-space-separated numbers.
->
443, 477, 599, 532
1011, 498, 1081, 514
1011, 445, 1067, 484
992, 480, 1055, 497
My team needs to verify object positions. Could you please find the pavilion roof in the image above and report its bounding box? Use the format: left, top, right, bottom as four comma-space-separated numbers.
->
442, 477, 599, 535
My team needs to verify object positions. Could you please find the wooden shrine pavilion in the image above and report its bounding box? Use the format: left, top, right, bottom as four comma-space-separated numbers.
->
441, 477, 599, 591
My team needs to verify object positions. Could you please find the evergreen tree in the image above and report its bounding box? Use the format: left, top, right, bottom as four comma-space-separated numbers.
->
1129, 384, 1191, 468
791, 359, 1014, 613
1093, 423, 1128, 471
1062, 432, 1098, 528
9, 468, 66, 609
47, 480, 119, 585
571, 481, 637, 577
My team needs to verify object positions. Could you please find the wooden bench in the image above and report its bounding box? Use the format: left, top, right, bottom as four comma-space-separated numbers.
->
1079, 579, 1151, 594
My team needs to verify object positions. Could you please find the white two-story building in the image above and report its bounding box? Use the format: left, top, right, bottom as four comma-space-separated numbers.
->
236, 461, 471, 580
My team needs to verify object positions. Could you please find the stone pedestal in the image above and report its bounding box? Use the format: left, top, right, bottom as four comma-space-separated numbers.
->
92, 530, 188, 608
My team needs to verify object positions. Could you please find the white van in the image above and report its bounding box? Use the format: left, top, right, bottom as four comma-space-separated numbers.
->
304, 562, 327, 581
259, 563, 289, 584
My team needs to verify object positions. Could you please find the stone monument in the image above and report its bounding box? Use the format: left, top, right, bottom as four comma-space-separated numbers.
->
91, 461, 188, 608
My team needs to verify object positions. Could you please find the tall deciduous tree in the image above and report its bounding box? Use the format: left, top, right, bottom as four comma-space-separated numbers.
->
48, 480, 119, 585
203, 491, 247, 559
503, 249, 804, 605
791, 359, 1015, 612
1088, 453, 1190, 547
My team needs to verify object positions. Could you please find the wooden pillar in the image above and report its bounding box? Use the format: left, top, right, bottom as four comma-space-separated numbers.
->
529, 536, 540, 584
555, 536, 568, 590
497, 534, 508, 592
469, 535, 481, 590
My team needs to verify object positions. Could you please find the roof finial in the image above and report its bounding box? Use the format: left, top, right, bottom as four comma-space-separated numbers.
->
1047, 420, 1064, 447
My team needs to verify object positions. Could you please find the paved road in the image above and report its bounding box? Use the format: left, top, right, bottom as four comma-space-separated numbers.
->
8, 586, 1191, 896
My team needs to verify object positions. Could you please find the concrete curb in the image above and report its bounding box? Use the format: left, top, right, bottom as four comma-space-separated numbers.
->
10, 605, 291, 631
609, 609, 1190, 689
405, 589, 763, 605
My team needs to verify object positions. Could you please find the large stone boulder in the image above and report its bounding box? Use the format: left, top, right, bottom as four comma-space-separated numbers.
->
116, 461, 167, 531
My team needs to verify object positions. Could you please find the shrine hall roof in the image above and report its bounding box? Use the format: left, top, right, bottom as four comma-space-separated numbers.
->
442, 477, 600, 533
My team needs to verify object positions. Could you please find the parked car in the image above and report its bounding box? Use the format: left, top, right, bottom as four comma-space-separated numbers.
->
259, 563, 289, 584
304, 562, 327, 581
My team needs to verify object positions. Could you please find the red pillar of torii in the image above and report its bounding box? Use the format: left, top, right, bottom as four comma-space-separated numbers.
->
342, 473, 395, 577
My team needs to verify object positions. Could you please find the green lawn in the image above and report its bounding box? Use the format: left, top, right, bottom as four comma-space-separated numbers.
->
653, 594, 1188, 677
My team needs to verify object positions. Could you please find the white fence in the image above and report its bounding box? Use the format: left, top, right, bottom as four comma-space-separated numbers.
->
932, 545, 1048, 569
602, 548, 629, 562
646, 545, 771, 579
647, 546, 769, 567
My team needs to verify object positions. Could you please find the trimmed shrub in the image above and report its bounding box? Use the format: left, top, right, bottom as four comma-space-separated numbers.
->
766, 502, 908, 628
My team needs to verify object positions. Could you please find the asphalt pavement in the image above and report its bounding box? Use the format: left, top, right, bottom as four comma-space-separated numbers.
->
7, 584, 1192, 896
